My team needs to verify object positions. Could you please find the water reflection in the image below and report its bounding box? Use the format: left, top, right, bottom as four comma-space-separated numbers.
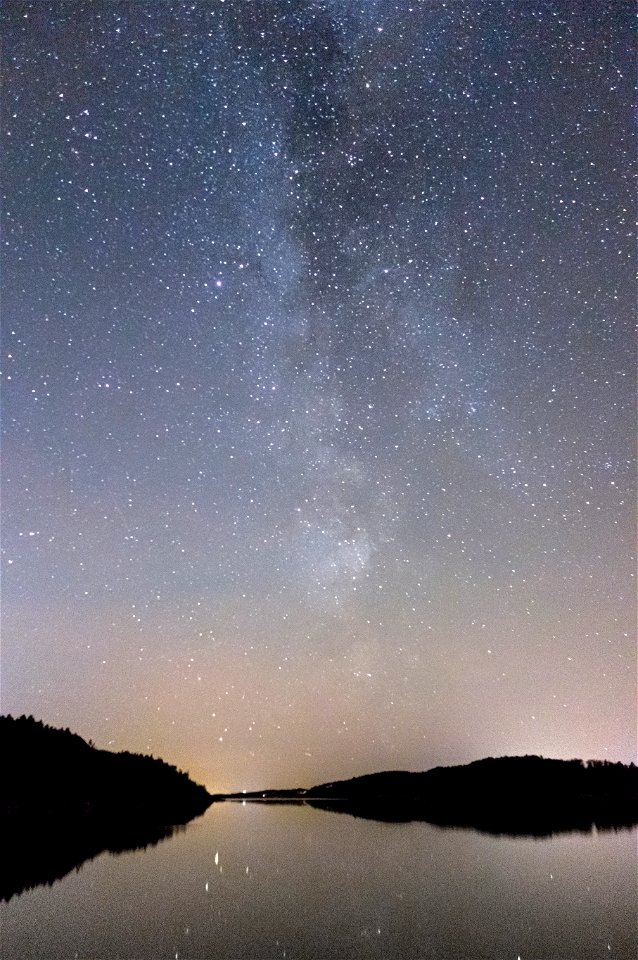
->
2, 803, 636, 960
303, 797, 638, 837
1, 814, 192, 903
3, 795, 635, 904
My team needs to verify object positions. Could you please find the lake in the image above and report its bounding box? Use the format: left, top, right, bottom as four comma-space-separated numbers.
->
2, 801, 636, 959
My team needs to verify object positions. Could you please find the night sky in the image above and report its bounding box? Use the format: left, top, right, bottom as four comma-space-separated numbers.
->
2, 0, 635, 792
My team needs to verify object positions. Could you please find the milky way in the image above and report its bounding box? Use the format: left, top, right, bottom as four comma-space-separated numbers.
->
2, 1, 635, 790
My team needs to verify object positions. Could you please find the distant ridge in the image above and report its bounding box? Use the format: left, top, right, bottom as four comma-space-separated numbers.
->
215, 755, 638, 836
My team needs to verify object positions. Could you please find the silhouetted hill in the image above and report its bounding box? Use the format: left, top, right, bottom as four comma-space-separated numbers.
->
304, 756, 638, 835
1, 715, 212, 900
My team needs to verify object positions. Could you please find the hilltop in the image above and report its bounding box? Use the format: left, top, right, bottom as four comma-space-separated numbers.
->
303, 755, 638, 833
215, 755, 638, 836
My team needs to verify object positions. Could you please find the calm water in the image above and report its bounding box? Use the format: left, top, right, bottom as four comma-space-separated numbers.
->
3, 802, 636, 959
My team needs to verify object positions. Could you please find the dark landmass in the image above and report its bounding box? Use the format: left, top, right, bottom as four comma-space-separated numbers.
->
3, 717, 636, 900
216, 756, 638, 837
1, 715, 212, 901
304, 756, 638, 835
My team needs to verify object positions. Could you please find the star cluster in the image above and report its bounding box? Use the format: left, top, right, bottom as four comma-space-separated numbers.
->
2, 0, 635, 790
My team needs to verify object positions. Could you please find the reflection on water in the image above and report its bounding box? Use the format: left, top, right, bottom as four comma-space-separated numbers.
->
2, 802, 636, 959
1, 815, 186, 903
303, 796, 638, 837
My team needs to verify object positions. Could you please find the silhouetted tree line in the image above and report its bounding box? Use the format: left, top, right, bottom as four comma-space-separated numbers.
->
1, 714, 211, 819
304, 755, 638, 836
1, 715, 212, 901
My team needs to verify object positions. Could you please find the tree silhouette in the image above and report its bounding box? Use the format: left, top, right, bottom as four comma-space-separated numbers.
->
1, 714, 212, 901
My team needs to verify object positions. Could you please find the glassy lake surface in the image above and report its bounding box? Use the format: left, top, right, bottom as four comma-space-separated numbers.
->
3, 801, 636, 959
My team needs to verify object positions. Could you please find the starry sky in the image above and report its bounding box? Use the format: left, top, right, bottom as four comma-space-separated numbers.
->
2, 0, 635, 792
